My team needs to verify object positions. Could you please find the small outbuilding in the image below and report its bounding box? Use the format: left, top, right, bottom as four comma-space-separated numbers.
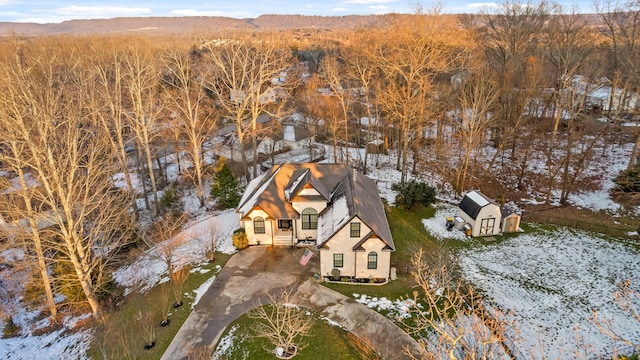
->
501, 210, 521, 233
456, 190, 502, 237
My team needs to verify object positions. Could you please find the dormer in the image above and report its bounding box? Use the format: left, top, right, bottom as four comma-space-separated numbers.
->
285, 168, 330, 215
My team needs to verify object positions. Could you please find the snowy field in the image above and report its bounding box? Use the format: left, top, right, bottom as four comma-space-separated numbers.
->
460, 228, 640, 359
424, 205, 640, 359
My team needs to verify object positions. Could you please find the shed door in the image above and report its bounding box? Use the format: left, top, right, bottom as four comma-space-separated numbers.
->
479, 218, 495, 235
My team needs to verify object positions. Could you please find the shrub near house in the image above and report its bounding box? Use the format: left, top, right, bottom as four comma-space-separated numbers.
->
236, 163, 395, 282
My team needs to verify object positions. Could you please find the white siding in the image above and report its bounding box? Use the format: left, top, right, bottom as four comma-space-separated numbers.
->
320, 217, 385, 279
291, 198, 327, 240
354, 237, 391, 280
242, 209, 273, 245
456, 204, 502, 237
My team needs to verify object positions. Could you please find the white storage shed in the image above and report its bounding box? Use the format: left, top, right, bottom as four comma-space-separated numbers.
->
456, 190, 502, 237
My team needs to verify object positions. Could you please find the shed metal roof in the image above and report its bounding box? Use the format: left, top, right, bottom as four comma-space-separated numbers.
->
459, 190, 496, 220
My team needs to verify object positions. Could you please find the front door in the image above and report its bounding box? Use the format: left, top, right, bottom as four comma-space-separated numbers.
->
278, 219, 292, 231
479, 218, 495, 235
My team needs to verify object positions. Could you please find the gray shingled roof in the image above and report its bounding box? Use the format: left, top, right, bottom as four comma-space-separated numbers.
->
236, 163, 394, 251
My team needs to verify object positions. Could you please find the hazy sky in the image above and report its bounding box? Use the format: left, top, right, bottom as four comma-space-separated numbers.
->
0, 0, 593, 24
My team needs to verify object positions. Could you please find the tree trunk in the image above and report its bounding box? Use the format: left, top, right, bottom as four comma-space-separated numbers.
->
628, 132, 640, 170
192, 141, 205, 207
142, 137, 160, 216
136, 145, 150, 210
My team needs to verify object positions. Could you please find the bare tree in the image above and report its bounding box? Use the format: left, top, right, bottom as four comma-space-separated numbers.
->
0, 41, 135, 319
187, 346, 215, 360
591, 279, 640, 352
123, 44, 163, 216
374, 11, 455, 184
320, 53, 352, 164
90, 42, 141, 218
204, 219, 220, 263
203, 37, 296, 181
404, 248, 518, 360
171, 265, 190, 307
0, 145, 57, 319
345, 42, 380, 174
469, 0, 551, 169
145, 212, 188, 280
162, 48, 216, 207
450, 69, 500, 193
596, 0, 640, 170
545, 7, 598, 204
249, 288, 314, 358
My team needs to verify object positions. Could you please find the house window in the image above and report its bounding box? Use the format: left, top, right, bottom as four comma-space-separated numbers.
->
278, 219, 292, 230
253, 217, 265, 234
301, 208, 318, 230
367, 252, 378, 269
333, 253, 344, 268
350, 222, 361, 237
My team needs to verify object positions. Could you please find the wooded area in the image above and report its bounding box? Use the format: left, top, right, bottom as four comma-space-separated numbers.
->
0, 0, 638, 327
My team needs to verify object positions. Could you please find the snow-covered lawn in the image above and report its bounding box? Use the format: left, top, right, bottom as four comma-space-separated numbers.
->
458, 227, 640, 359
114, 210, 238, 294
0, 313, 93, 360
422, 203, 471, 241
423, 208, 640, 358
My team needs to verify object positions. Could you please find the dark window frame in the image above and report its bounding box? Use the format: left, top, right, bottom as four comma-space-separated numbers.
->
333, 253, 344, 268
301, 208, 318, 230
367, 252, 377, 269
350, 222, 361, 237
278, 219, 292, 229
253, 217, 265, 234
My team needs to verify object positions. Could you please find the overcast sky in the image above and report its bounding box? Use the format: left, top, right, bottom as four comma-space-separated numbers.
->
0, 1, 593, 24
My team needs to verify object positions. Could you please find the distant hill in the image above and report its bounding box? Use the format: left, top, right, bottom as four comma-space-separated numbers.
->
0, 14, 393, 36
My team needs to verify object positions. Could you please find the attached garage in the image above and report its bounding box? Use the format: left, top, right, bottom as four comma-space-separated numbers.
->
456, 190, 502, 237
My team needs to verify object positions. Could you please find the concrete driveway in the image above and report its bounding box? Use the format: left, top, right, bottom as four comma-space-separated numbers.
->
161, 246, 421, 360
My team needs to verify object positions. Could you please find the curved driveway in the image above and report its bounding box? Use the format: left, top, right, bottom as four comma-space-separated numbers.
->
161, 246, 421, 360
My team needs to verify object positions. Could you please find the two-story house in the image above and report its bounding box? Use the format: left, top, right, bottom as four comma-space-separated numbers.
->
236, 163, 395, 282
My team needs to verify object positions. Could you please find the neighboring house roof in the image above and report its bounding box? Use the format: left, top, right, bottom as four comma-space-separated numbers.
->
459, 190, 497, 220
283, 124, 312, 142
236, 163, 394, 251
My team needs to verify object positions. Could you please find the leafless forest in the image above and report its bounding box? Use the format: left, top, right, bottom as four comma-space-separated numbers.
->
0, 0, 638, 343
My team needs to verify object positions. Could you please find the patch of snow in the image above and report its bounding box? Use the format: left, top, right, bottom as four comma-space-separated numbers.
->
320, 315, 346, 329
564, 143, 633, 213
353, 293, 417, 320
422, 204, 469, 241
238, 168, 280, 215
111, 172, 143, 194
283, 124, 296, 142
628, 231, 638, 236
0, 313, 93, 360
465, 190, 490, 207
192, 275, 216, 309
113, 211, 238, 294
317, 196, 350, 245
1, 173, 39, 195
284, 169, 308, 200
213, 324, 239, 359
